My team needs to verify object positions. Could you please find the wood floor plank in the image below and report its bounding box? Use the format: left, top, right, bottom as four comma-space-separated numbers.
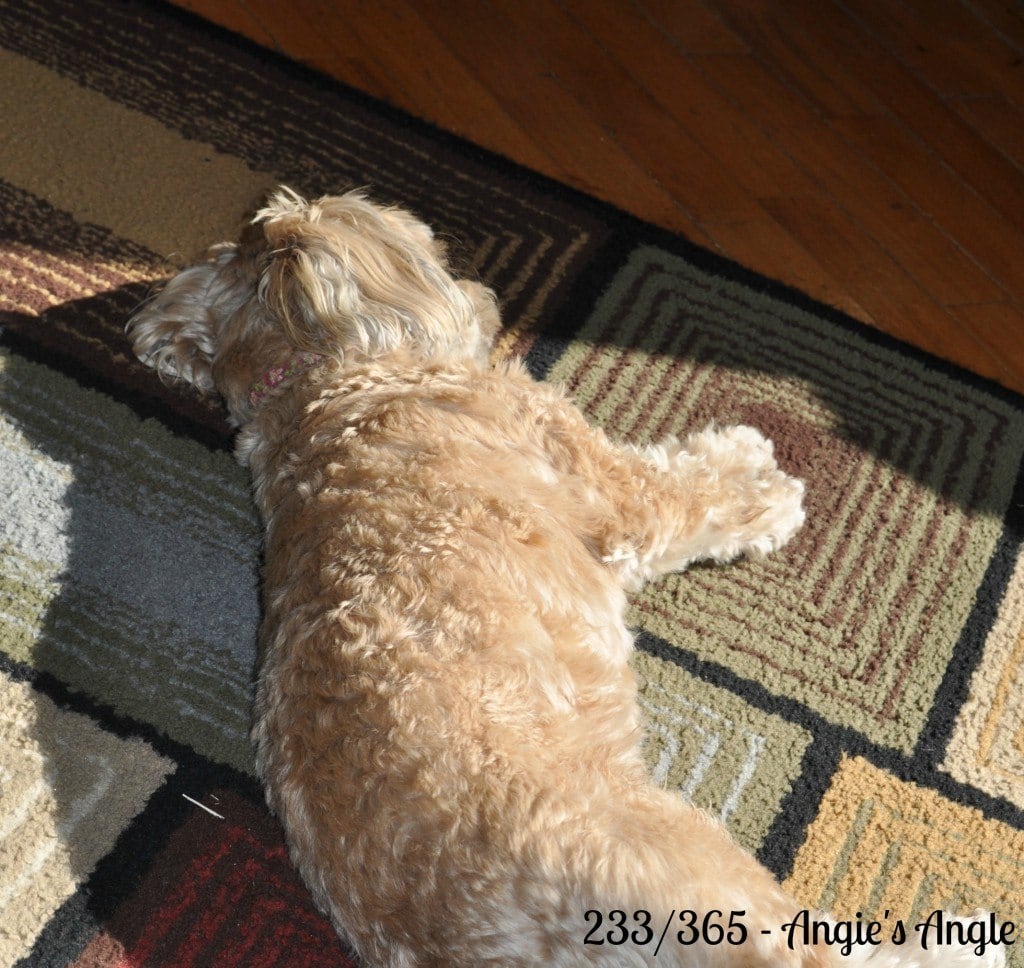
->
761, 192, 1014, 388
560, 0, 821, 201
326, 0, 556, 175
703, 216, 876, 324
688, 51, 823, 132
409, 0, 702, 235
841, 0, 1019, 101
706, 0, 890, 118
897, 0, 1024, 102
634, 0, 748, 54
951, 302, 1024, 392
772, 0, 1024, 235
832, 114, 1024, 299
778, 121, 1008, 307
489, 0, 766, 225
239, 0, 406, 104
950, 95, 1024, 173
965, 0, 1024, 55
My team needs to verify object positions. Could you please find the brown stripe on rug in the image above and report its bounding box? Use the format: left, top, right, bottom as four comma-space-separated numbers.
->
0, 47, 275, 258
2, 1, 1024, 966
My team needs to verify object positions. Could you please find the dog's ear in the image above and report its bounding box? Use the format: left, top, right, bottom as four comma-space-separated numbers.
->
127, 251, 233, 391
254, 188, 482, 357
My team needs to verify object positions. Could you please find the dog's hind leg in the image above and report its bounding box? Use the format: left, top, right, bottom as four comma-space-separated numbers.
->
515, 786, 831, 968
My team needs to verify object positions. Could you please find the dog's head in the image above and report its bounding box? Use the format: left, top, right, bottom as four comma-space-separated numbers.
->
126, 188, 500, 421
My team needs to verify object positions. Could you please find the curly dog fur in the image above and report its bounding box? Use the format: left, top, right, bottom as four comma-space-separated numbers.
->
127, 189, 1002, 967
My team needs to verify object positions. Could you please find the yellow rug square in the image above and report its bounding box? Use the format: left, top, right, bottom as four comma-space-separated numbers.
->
945, 547, 1024, 808
786, 755, 1023, 963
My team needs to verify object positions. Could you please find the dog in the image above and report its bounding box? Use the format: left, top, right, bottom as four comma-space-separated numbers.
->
127, 189, 1004, 967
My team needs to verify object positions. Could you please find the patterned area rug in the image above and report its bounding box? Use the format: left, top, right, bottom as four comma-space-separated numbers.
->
1, 1, 1023, 964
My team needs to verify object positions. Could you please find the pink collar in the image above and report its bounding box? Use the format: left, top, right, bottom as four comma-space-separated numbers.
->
248, 352, 325, 409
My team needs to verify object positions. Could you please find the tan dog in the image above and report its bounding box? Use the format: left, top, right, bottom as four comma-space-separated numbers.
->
127, 190, 1002, 967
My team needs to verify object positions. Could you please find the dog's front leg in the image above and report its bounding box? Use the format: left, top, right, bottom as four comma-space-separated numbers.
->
545, 412, 805, 585
619, 423, 805, 575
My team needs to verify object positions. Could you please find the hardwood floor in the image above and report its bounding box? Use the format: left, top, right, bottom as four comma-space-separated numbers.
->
171, 0, 1024, 395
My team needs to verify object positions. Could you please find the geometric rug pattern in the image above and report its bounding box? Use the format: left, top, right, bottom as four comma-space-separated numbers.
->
554, 246, 1024, 752
1, 0, 1022, 964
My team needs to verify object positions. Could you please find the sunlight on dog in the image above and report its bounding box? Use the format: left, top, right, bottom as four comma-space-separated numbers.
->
127, 189, 1002, 967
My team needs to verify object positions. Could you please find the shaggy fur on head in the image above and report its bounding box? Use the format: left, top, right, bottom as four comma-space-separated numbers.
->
127, 189, 1004, 968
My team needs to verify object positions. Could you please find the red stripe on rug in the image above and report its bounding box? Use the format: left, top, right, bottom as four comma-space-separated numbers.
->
73, 791, 357, 968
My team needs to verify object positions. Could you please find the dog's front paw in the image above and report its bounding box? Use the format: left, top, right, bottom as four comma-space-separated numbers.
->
739, 462, 805, 559
667, 424, 806, 565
